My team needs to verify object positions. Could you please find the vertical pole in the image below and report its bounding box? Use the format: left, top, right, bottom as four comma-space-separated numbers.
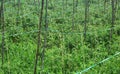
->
34, 0, 44, 74
41, 0, 48, 73
75, 0, 78, 9
104, 0, 107, 13
38, 0, 40, 6
16, 0, 20, 26
1, 0, 5, 67
84, 0, 89, 41
110, 0, 115, 46
72, 0, 75, 30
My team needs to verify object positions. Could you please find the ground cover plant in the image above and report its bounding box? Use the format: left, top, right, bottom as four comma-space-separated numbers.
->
0, 0, 120, 74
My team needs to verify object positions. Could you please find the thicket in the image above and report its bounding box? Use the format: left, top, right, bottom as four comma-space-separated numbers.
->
0, 0, 120, 74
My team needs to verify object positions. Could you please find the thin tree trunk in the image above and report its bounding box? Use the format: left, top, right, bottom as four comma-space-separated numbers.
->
1, 0, 5, 66
75, 0, 78, 9
72, 0, 75, 30
38, 0, 40, 6
110, 0, 115, 42
16, 0, 20, 26
84, 0, 89, 40
34, 0, 44, 74
62, 0, 65, 16
41, 0, 48, 73
104, 0, 107, 13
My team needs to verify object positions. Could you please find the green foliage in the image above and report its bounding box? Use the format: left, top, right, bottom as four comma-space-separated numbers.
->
0, 0, 120, 74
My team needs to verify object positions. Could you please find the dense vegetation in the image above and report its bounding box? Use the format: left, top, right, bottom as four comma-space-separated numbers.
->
0, 0, 120, 74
